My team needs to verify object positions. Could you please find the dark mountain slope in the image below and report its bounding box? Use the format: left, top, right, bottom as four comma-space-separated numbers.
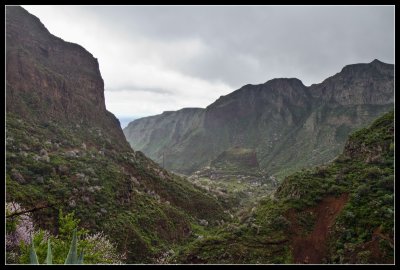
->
6, 6, 225, 263
124, 60, 393, 179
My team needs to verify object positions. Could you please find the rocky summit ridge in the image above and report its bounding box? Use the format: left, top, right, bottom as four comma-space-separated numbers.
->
124, 59, 393, 178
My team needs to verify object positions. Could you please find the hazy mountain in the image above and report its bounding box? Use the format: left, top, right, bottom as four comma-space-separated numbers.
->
124, 60, 393, 179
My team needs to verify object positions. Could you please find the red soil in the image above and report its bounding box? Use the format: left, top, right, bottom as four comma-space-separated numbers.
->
288, 193, 349, 264
349, 226, 394, 264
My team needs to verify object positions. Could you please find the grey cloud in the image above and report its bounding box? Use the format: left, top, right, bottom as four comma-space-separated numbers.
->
106, 86, 173, 95
84, 5, 393, 87
24, 5, 394, 118
44, 6, 394, 88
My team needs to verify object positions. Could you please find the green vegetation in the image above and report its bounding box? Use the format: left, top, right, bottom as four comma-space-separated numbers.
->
6, 113, 225, 263
125, 72, 393, 180
7, 7, 393, 264
29, 229, 83, 264
6, 108, 394, 264
173, 111, 394, 264
211, 147, 259, 173
15, 210, 121, 264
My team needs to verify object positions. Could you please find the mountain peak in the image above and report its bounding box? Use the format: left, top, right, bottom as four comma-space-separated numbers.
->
339, 59, 393, 74
264, 77, 305, 88
371, 58, 382, 63
308, 59, 394, 106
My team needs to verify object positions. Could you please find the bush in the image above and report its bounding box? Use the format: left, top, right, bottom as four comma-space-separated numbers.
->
272, 215, 291, 230
363, 167, 382, 179
11, 207, 124, 264
378, 175, 394, 191
356, 184, 369, 197
327, 184, 342, 195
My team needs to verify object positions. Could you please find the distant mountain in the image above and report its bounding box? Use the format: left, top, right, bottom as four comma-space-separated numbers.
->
174, 110, 394, 264
124, 60, 394, 178
6, 6, 225, 263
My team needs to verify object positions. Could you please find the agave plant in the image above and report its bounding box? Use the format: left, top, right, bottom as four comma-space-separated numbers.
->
45, 239, 52, 264
29, 240, 39, 264
29, 228, 83, 264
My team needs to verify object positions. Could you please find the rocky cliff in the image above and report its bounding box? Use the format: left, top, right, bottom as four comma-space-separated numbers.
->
124, 60, 393, 178
6, 6, 128, 150
6, 6, 225, 263
309, 59, 394, 105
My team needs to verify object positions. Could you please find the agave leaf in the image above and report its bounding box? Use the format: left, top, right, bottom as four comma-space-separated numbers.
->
44, 239, 52, 264
77, 250, 84, 264
64, 228, 78, 264
29, 240, 39, 264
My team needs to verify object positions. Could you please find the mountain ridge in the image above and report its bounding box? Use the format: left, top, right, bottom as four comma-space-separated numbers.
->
124, 59, 394, 177
6, 6, 226, 263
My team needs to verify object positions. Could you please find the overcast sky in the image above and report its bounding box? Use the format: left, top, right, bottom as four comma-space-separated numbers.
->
22, 5, 394, 128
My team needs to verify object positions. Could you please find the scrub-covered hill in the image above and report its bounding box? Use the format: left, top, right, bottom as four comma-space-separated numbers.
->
174, 111, 394, 264
6, 6, 225, 263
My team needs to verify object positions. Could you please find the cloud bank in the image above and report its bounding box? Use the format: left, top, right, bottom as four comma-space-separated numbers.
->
22, 5, 394, 127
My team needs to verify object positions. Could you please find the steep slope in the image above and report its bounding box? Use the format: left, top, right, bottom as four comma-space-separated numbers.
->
125, 108, 205, 172
124, 61, 393, 178
6, 6, 225, 263
174, 110, 394, 264
6, 5, 127, 150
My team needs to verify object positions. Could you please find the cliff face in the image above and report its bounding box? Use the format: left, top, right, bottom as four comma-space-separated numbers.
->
6, 6, 225, 263
124, 60, 394, 178
6, 6, 128, 150
309, 59, 394, 105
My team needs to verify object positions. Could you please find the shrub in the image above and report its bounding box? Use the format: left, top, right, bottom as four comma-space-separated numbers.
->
9, 206, 124, 264
356, 184, 369, 197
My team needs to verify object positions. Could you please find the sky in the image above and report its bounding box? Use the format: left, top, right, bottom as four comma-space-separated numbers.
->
22, 5, 395, 128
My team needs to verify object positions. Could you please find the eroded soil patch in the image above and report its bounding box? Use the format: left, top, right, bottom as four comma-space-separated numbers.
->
288, 193, 349, 264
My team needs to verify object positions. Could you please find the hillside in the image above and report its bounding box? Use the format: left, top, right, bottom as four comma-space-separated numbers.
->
124, 61, 393, 179
173, 110, 394, 264
187, 147, 278, 210
5, 6, 225, 263
5, 6, 394, 265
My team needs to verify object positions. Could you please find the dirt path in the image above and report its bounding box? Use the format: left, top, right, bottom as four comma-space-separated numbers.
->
289, 193, 349, 264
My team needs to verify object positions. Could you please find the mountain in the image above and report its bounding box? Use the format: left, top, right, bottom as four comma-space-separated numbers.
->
6, 6, 225, 263
173, 110, 394, 264
6, 6, 127, 150
124, 60, 393, 178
